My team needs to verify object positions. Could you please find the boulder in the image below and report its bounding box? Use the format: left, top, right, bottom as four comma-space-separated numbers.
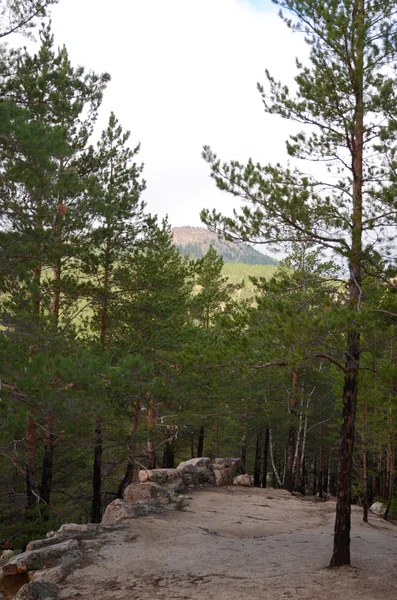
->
370, 501, 386, 516
138, 468, 179, 485
28, 567, 65, 585
123, 482, 181, 505
196, 466, 215, 485
213, 458, 244, 486
101, 497, 175, 524
101, 499, 141, 524
14, 581, 58, 600
138, 468, 187, 491
3, 540, 81, 577
177, 457, 212, 469
233, 474, 251, 487
177, 458, 214, 485
123, 483, 152, 503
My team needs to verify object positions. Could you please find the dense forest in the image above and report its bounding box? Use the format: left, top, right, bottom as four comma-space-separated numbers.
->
1, 0, 397, 572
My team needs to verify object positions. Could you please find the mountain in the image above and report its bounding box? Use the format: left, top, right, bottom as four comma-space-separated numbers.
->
171, 227, 278, 266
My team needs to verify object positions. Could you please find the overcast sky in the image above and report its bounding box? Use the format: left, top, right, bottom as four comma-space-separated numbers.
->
49, 0, 307, 233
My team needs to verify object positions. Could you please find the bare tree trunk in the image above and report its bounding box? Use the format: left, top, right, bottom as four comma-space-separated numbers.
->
313, 454, 317, 496
254, 431, 262, 487
240, 410, 247, 468
262, 427, 269, 488
39, 413, 55, 519
269, 429, 282, 487
25, 409, 37, 510
215, 414, 220, 458
91, 417, 102, 523
162, 428, 175, 468
384, 446, 394, 521
362, 404, 368, 522
285, 368, 299, 492
319, 422, 323, 499
293, 397, 304, 491
147, 399, 156, 470
117, 398, 141, 499
197, 426, 204, 457
190, 431, 195, 459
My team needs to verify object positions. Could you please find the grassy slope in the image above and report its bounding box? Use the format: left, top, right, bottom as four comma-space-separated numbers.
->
222, 263, 278, 301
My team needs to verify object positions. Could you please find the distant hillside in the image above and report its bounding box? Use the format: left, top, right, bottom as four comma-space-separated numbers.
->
222, 263, 278, 300
172, 227, 278, 266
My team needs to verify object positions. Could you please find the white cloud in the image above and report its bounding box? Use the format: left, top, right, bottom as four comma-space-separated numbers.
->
50, 0, 307, 228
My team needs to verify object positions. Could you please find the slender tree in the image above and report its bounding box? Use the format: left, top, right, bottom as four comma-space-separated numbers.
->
202, 0, 397, 566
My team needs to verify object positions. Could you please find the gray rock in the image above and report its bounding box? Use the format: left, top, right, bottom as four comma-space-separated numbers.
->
177, 457, 212, 469
14, 581, 58, 600
101, 498, 165, 524
370, 501, 386, 516
213, 458, 244, 486
3, 540, 81, 576
233, 474, 251, 486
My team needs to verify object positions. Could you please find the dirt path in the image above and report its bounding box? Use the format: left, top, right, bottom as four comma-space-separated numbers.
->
58, 487, 397, 600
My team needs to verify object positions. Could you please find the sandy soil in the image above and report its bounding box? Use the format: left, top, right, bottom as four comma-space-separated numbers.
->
58, 487, 397, 600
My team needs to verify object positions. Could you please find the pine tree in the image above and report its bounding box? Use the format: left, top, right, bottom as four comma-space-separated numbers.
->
0, 0, 57, 39
202, 0, 397, 566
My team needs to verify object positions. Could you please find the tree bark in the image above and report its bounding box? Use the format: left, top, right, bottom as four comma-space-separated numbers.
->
147, 399, 156, 470
254, 431, 262, 487
330, 0, 364, 567
285, 368, 299, 492
269, 429, 282, 487
117, 398, 141, 499
90, 417, 102, 523
162, 428, 175, 468
313, 453, 317, 496
39, 413, 55, 519
319, 422, 323, 499
25, 409, 37, 510
384, 446, 394, 521
262, 427, 269, 488
197, 426, 204, 457
362, 404, 368, 522
329, 331, 360, 566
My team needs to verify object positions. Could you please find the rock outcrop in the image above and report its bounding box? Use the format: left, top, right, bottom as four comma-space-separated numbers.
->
213, 458, 245, 486
370, 501, 386, 516
233, 474, 251, 486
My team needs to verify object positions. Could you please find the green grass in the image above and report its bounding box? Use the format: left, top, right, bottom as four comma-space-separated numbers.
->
222, 263, 278, 301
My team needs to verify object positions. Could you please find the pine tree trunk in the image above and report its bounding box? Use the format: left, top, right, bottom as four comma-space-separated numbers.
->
91, 417, 102, 523
147, 399, 156, 470
362, 404, 368, 522
329, 0, 364, 568
313, 454, 317, 496
51, 259, 61, 324
39, 414, 55, 519
117, 398, 141, 499
215, 414, 220, 459
293, 397, 304, 492
262, 427, 269, 488
190, 431, 195, 459
240, 410, 247, 468
254, 431, 262, 487
384, 449, 394, 521
269, 430, 282, 487
162, 428, 175, 468
330, 331, 360, 566
25, 409, 37, 510
319, 422, 323, 499
285, 368, 299, 492
197, 426, 204, 457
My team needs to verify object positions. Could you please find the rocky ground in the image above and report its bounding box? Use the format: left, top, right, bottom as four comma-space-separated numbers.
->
56, 487, 397, 600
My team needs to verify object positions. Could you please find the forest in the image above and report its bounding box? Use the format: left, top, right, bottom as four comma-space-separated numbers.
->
1, 0, 397, 573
